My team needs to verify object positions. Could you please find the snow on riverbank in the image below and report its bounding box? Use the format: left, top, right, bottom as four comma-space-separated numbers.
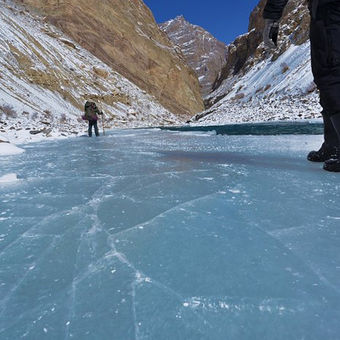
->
0, 125, 78, 145
0, 134, 25, 156
0, 143, 25, 156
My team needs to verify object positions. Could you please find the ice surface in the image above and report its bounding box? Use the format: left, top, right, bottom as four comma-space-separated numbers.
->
0, 126, 340, 339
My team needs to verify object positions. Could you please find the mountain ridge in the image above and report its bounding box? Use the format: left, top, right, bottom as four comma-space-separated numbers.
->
160, 15, 228, 98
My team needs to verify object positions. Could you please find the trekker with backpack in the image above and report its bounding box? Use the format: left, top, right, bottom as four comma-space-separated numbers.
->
263, 0, 340, 172
83, 101, 103, 137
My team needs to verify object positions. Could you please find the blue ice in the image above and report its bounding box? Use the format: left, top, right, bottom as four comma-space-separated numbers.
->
0, 124, 340, 339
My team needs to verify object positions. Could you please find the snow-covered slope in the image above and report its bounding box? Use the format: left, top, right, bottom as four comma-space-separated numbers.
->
191, 0, 320, 125
18, 0, 204, 117
0, 1, 181, 143
195, 42, 320, 125
160, 16, 228, 97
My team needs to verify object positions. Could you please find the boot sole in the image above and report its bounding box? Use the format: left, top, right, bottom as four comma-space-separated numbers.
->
323, 165, 340, 172
307, 156, 333, 162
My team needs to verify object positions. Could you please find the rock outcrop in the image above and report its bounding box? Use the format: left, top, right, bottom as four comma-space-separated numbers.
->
191, 0, 318, 125
160, 16, 228, 98
18, 0, 204, 117
211, 0, 310, 97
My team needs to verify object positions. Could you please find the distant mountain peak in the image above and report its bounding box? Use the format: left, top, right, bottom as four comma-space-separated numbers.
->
174, 15, 185, 20
160, 17, 228, 98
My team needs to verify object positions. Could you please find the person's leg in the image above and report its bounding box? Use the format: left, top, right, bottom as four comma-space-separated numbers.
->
307, 110, 338, 162
323, 85, 340, 171
323, 111, 339, 146
316, 2, 340, 171
94, 121, 100, 137
88, 121, 93, 137
324, 113, 340, 171
309, 4, 340, 166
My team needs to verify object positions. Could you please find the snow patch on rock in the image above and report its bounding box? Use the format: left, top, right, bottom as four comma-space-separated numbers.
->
191, 42, 321, 125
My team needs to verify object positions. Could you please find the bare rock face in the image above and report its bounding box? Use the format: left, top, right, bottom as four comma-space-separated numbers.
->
18, 0, 204, 117
211, 0, 310, 100
160, 16, 228, 98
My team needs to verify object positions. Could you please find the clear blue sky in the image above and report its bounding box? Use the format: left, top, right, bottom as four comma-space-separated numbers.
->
144, 0, 260, 44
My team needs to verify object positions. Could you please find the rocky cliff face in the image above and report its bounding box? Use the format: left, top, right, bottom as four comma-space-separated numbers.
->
191, 0, 317, 125
212, 0, 310, 97
0, 1, 182, 143
17, 0, 204, 117
160, 16, 228, 98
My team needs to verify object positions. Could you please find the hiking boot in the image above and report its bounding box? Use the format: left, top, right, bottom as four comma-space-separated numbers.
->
323, 149, 340, 172
323, 113, 340, 172
307, 143, 337, 162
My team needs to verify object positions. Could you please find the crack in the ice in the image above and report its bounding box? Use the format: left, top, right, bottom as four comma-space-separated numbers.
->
0, 208, 78, 257
89, 168, 209, 201
180, 295, 318, 314
107, 191, 218, 240
0, 170, 244, 337
63, 229, 87, 340
131, 278, 140, 340
0, 207, 99, 337
112, 251, 213, 338
250, 223, 340, 297
104, 228, 214, 336
268, 225, 310, 237
0, 173, 113, 259
63, 180, 112, 340
0, 236, 59, 320
65, 219, 214, 340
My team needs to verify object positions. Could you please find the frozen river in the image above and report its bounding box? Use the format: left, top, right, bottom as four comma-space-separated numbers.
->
1, 124, 340, 339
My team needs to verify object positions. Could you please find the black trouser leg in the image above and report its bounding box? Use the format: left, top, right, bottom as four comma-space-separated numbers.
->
310, 4, 340, 115
88, 121, 93, 137
309, 3, 340, 163
330, 113, 340, 140
324, 113, 340, 171
322, 111, 339, 146
94, 121, 99, 137
330, 113, 340, 150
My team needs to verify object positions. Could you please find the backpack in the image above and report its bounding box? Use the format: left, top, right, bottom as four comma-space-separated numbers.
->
83, 101, 98, 121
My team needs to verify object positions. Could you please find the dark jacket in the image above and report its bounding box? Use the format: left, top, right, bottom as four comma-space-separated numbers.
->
84, 101, 102, 121
263, 0, 340, 20
263, 0, 288, 20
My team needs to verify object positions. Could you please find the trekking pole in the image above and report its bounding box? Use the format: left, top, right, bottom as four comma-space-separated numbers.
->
101, 111, 105, 136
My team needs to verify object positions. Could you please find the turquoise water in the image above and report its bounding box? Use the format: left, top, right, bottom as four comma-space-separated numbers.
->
0, 125, 340, 339
160, 121, 324, 135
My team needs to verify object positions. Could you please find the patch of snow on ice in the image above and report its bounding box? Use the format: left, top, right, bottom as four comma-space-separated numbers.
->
0, 143, 25, 156
0, 173, 19, 183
